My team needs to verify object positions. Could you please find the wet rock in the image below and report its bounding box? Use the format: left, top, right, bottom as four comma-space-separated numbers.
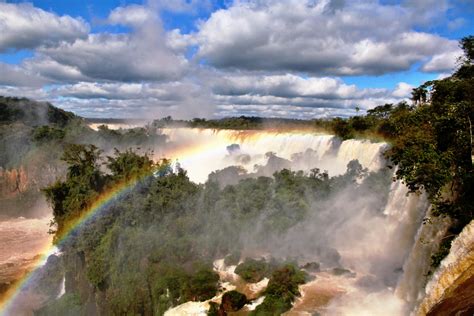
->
302, 262, 320, 272
331, 267, 356, 277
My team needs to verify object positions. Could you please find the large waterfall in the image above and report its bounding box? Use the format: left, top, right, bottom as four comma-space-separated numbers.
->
153, 128, 439, 315
5, 126, 462, 315
157, 128, 387, 183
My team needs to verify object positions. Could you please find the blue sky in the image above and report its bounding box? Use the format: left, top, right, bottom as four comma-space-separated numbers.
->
0, 0, 472, 118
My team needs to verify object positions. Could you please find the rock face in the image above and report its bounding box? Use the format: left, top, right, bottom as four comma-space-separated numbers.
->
416, 220, 474, 316
64, 251, 99, 315
0, 167, 29, 197
0, 164, 65, 218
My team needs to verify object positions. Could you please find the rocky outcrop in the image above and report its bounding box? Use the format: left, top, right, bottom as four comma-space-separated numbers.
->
416, 220, 474, 316
0, 167, 29, 197
63, 251, 99, 315
0, 164, 65, 218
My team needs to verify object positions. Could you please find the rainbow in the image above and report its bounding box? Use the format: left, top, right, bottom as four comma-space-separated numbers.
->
0, 173, 155, 315
0, 139, 225, 315
0, 128, 331, 314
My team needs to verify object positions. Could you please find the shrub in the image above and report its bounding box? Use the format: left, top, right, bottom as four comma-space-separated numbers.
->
235, 258, 269, 283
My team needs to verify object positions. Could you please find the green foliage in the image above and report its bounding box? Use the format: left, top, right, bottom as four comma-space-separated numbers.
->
184, 267, 220, 301
106, 148, 155, 182
33, 125, 66, 143
43, 144, 105, 236
46, 104, 76, 127
332, 267, 353, 276
189, 116, 264, 129
251, 264, 307, 315
36, 294, 83, 316
430, 237, 454, 269
207, 302, 219, 316
41, 142, 393, 315
0, 100, 22, 122
235, 258, 270, 283
332, 118, 354, 140
220, 290, 247, 312
224, 251, 241, 266
301, 262, 320, 272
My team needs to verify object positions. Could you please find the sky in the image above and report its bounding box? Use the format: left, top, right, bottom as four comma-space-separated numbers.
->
0, 0, 473, 119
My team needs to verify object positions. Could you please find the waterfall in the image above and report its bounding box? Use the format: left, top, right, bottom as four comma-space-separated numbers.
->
158, 128, 387, 182
336, 139, 388, 172
395, 207, 451, 310
72, 126, 474, 314
57, 276, 65, 299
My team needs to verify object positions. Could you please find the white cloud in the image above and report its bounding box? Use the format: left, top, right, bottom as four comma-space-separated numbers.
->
0, 85, 47, 100
108, 5, 156, 27
41, 71, 408, 118
392, 82, 414, 98
22, 56, 88, 82
421, 49, 462, 73
0, 63, 47, 87
210, 73, 407, 117
52, 82, 188, 101
447, 17, 465, 31
147, 0, 212, 13
212, 74, 385, 100
49, 80, 214, 118
187, 0, 458, 75
35, 5, 188, 82
0, 2, 88, 52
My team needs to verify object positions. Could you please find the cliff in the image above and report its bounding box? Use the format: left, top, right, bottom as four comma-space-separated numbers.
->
416, 220, 474, 316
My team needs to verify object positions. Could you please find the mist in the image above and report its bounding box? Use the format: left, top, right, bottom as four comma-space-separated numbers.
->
1, 125, 432, 315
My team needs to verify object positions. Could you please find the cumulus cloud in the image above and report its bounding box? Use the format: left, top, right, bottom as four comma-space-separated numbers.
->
108, 5, 156, 27
53, 82, 192, 101
210, 73, 405, 118
41, 71, 407, 119
49, 80, 214, 118
0, 85, 48, 100
392, 82, 414, 98
30, 5, 187, 82
421, 49, 462, 73
0, 63, 47, 87
212, 74, 386, 100
188, 0, 458, 75
147, 0, 212, 13
0, 2, 88, 52
22, 56, 89, 83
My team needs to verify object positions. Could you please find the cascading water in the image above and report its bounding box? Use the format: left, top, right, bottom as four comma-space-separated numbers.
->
157, 128, 387, 183
155, 128, 438, 315
395, 206, 451, 311
5, 125, 462, 315
56, 276, 65, 299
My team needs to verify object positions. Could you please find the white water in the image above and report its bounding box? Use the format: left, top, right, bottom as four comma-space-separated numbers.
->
145, 128, 436, 315
395, 207, 451, 310
56, 276, 65, 299
292, 179, 431, 316
157, 128, 387, 183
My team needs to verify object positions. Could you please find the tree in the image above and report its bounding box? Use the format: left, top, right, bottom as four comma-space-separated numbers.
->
411, 86, 427, 105
106, 148, 155, 182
